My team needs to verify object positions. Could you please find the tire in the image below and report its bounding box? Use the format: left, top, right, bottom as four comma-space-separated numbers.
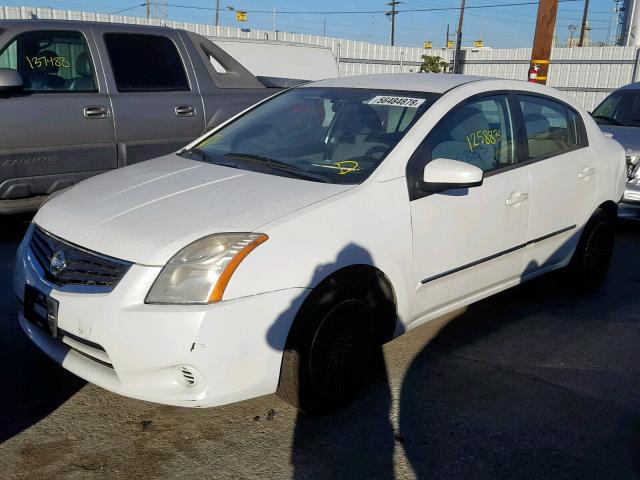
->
567, 208, 615, 291
276, 272, 395, 414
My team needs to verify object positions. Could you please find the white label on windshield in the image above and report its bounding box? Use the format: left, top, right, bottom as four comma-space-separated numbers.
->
368, 96, 426, 108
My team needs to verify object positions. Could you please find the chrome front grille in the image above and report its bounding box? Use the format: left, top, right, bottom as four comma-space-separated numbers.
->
29, 226, 132, 291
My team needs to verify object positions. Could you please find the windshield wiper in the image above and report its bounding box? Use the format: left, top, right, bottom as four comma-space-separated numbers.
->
591, 114, 622, 126
180, 147, 242, 168
223, 152, 329, 182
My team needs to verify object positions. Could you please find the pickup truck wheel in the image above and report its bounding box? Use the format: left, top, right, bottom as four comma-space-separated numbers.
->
277, 275, 393, 414
567, 208, 615, 291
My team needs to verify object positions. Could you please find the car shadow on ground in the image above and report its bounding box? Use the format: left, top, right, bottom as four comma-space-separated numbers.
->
286, 221, 640, 479
0, 214, 85, 444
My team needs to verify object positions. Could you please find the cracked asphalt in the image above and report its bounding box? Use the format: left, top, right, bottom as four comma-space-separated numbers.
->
1, 214, 639, 479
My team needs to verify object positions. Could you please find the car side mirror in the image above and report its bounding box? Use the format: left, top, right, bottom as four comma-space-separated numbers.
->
0, 68, 23, 94
417, 158, 484, 193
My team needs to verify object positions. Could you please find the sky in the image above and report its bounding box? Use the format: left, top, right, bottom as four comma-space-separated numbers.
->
0, 0, 621, 48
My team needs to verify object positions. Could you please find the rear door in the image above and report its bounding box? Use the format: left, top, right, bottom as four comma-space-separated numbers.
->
0, 26, 115, 200
92, 26, 206, 166
518, 94, 595, 274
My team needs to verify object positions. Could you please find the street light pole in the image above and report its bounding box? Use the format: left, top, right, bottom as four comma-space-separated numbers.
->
215, 0, 220, 27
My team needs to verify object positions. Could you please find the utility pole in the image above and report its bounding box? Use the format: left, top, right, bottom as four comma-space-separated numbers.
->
385, 1, 402, 46
215, 0, 220, 27
273, 5, 277, 32
453, 0, 466, 74
323, 17, 326, 37
446, 23, 450, 48
529, 0, 558, 84
578, 0, 590, 46
146, 0, 149, 19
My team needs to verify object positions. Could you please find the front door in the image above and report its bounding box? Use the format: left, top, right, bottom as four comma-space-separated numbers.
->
92, 26, 206, 166
408, 94, 530, 321
0, 26, 116, 199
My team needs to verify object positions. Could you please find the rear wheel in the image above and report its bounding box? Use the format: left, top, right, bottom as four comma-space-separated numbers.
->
277, 272, 394, 414
567, 208, 615, 291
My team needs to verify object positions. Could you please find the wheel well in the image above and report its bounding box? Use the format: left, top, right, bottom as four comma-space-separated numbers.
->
303, 264, 398, 344
597, 201, 618, 219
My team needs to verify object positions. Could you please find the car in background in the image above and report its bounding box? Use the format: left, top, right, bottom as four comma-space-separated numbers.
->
14, 74, 626, 413
591, 82, 640, 218
0, 20, 337, 214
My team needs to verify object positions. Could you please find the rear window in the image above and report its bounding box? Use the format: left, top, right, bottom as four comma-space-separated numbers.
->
104, 33, 189, 92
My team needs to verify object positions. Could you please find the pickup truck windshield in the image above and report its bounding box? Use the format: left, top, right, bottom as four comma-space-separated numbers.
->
592, 91, 640, 128
181, 87, 440, 184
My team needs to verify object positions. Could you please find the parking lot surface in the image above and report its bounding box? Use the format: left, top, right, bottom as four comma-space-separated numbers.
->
1, 215, 639, 480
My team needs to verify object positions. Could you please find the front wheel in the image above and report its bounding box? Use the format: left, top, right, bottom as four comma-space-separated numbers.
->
567, 208, 615, 291
276, 274, 394, 414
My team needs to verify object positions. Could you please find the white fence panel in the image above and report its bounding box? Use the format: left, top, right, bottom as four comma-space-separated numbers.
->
2, 5, 639, 110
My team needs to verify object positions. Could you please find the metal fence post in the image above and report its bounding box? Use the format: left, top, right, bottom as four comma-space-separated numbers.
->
633, 47, 640, 83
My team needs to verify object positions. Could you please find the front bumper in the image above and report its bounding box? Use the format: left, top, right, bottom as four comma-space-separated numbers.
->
14, 227, 308, 408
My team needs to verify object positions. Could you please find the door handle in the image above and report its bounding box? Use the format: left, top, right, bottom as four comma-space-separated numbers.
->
175, 105, 196, 117
578, 166, 595, 179
505, 192, 529, 206
83, 105, 109, 119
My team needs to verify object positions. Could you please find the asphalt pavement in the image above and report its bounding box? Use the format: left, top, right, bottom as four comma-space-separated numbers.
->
1, 214, 639, 480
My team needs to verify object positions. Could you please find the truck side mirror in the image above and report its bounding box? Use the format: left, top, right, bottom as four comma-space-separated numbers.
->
0, 68, 24, 94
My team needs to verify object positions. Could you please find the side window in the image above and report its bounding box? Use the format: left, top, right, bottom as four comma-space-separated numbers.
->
519, 95, 583, 161
104, 33, 189, 92
425, 95, 517, 173
567, 108, 588, 148
0, 30, 97, 92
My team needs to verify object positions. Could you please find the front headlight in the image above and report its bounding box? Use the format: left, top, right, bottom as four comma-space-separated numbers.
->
145, 233, 268, 304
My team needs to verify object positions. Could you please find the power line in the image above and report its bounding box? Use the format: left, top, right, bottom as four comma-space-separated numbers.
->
146, 0, 582, 15
110, 3, 145, 15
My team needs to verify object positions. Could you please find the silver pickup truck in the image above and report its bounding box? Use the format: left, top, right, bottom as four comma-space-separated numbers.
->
0, 20, 291, 213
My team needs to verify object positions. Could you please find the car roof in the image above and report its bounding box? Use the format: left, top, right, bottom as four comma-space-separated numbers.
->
618, 82, 640, 91
302, 73, 491, 94
0, 18, 185, 34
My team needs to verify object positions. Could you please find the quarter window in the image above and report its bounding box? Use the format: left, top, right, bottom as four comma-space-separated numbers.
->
422, 95, 517, 173
0, 30, 97, 92
519, 95, 585, 161
104, 33, 189, 92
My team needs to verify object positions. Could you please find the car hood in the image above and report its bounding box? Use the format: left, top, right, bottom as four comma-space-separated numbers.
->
599, 125, 640, 154
34, 155, 354, 265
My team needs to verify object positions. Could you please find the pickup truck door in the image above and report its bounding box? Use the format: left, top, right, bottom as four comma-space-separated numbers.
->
0, 25, 116, 200
91, 25, 206, 166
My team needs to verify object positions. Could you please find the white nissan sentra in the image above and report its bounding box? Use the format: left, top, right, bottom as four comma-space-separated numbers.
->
14, 74, 626, 413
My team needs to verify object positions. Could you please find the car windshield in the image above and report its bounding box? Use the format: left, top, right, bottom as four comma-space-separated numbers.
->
180, 87, 440, 184
592, 91, 640, 128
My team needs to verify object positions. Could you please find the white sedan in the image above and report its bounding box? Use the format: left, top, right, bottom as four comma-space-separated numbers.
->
14, 74, 626, 413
